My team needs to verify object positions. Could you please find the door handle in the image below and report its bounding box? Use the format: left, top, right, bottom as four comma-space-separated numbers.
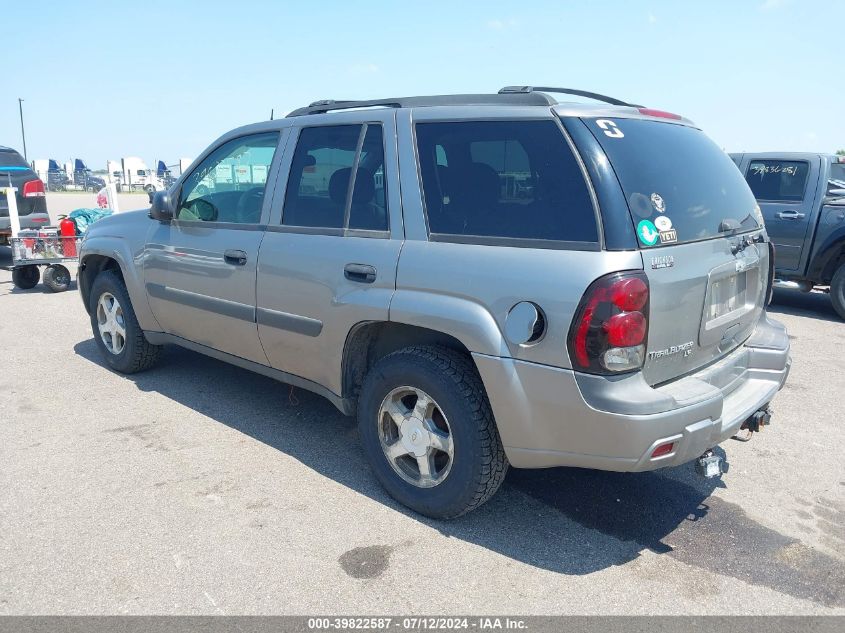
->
344, 263, 377, 283
223, 249, 248, 266
775, 210, 805, 220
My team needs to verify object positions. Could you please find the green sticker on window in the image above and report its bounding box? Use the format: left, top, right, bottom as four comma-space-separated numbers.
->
637, 220, 659, 246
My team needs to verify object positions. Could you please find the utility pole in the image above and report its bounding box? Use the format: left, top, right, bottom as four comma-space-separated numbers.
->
18, 98, 27, 161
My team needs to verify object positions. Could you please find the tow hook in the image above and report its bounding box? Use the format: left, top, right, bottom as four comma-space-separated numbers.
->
732, 406, 773, 441
695, 449, 727, 479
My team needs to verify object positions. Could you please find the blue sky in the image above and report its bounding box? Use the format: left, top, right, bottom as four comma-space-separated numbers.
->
2, 0, 842, 168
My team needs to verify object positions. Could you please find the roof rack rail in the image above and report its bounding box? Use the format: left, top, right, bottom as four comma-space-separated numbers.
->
287, 91, 559, 117
288, 98, 404, 117
498, 86, 642, 108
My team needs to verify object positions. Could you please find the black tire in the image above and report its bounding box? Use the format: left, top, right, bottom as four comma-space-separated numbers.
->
89, 270, 162, 373
43, 264, 71, 293
12, 265, 40, 290
831, 263, 845, 320
358, 345, 508, 519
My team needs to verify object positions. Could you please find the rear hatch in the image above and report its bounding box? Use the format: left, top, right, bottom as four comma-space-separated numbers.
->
580, 116, 768, 385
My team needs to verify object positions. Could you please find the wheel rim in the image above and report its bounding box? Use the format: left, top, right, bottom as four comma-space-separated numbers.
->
96, 292, 127, 355
53, 267, 70, 286
377, 386, 454, 488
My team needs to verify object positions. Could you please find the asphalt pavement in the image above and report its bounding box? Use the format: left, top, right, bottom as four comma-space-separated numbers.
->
0, 198, 843, 614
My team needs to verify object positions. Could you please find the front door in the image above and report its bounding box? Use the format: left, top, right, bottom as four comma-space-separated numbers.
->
256, 113, 403, 395
144, 131, 283, 365
741, 156, 820, 272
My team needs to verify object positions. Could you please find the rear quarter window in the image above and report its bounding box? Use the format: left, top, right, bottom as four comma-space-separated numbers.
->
415, 120, 598, 246
745, 160, 809, 202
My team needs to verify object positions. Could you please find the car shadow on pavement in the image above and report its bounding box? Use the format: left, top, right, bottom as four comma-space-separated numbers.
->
768, 288, 841, 324
73, 338, 845, 607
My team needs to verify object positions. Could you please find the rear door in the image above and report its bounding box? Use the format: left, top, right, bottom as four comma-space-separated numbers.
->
740, 156, 819, 272
256, 111, 402, 395
578, 117, 768, 385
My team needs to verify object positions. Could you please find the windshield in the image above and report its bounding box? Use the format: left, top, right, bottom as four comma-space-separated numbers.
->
582, 118, 761, 247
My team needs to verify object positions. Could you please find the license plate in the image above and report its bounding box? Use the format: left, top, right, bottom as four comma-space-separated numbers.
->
708, 272, 747, 320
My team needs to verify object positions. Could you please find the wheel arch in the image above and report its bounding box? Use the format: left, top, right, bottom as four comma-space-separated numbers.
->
807, 230, 845, 285
78, 240, 161, 332
341, 321, 478, 410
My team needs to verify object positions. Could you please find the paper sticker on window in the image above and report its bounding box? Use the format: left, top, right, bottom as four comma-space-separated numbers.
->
659, 229, 678, 244
650, 193, 665, 213
637, 219, 659, 246
654, 216, 673, 231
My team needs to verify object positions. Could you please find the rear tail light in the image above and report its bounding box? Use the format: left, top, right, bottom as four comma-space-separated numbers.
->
568, 271, 649, 374
23, 179, 46, 198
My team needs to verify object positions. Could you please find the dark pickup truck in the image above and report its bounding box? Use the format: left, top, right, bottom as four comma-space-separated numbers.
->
730, 152, 845, 318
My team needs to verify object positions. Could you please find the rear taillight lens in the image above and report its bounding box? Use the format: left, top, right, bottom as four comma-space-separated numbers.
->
23, 179, 46, 198
568, 271, 649, 374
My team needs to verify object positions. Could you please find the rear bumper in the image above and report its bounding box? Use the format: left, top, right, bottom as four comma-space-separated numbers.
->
0, 215, 51, 229
475, 313, 791, 471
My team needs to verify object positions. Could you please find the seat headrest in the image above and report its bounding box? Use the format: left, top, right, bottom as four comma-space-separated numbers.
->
452, 162, 500, 209
329, 167, 375, 206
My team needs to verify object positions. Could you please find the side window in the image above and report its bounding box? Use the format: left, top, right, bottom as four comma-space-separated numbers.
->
178, 132, 279, 224
745, 160, 809, 202
282, 124, 388, 232
415, 121, 597, 243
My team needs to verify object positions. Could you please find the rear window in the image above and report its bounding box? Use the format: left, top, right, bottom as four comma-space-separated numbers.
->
583, 118, 761, 247
0, 150, 30, 169
831, 162, 845, 184
745, 160, 809, 202
415, 120, 598, 245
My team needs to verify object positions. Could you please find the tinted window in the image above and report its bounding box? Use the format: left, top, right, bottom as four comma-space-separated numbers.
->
348, 125, 388, 231
283, 124, 388, 231
830, 162, 845, 184
178, 132, 279, 224
0, 150, 29, 169
283, 125, 359, 229
415, 120, 597, 243
745, 160, 809, 202
584, 118, 761, 247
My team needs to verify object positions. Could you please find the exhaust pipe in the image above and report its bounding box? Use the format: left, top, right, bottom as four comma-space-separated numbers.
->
773, 279, 813, 292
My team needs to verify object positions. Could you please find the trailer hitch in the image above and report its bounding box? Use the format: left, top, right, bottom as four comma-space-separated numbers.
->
731, 406, 772, 441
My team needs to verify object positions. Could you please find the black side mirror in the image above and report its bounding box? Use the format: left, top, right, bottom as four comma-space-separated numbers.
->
149, 190, 175, 221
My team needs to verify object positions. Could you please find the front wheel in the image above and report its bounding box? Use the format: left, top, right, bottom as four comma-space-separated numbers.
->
358, 345, 508, 519
89, 270, 162, 373
12, 265, 40, 290
830, 263, 845, 320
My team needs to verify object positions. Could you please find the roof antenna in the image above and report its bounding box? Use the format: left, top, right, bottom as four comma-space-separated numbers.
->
270, 108, 274, 121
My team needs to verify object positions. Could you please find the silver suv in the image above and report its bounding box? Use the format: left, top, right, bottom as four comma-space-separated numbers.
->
78, 87, 791, 518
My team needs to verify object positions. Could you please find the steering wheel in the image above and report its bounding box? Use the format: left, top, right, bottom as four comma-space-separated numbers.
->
236, 188, 264, 223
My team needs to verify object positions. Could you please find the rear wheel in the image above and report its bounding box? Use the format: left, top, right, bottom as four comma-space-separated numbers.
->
43, 264, 71, 292
89, 270, 161, 373
12, 265, 40, 290
830, 263, 845, 320
358, 345, 508, 519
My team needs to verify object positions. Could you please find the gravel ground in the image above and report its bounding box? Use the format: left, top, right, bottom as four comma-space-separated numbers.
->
0, 203, 843, 614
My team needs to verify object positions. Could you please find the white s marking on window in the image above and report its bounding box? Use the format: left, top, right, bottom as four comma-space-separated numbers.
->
596, 119, 624, 138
